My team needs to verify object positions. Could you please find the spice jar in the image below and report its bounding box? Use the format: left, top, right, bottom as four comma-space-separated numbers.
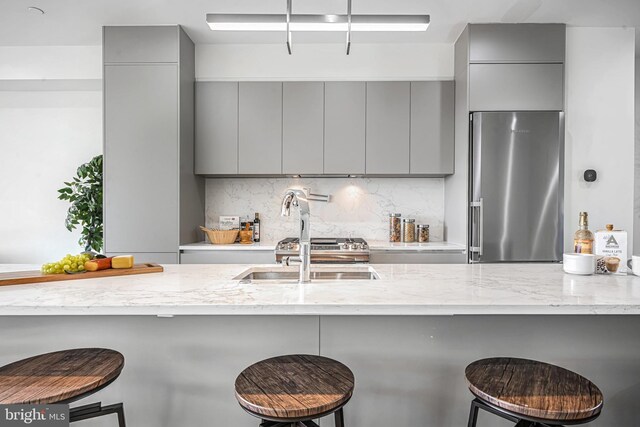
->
402, 218, 416, 243
389, 213, 402, 242
417, 224, 429, 243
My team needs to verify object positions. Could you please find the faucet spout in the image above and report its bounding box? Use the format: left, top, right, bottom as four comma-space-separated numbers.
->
280, 189, 311, 283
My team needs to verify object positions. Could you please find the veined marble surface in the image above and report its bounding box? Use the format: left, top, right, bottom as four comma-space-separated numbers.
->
180, 241, 277, 251
179, 241, 466, 252
1, 264, 639, 316
368, 241, 466, 252
205, 177, 444, 243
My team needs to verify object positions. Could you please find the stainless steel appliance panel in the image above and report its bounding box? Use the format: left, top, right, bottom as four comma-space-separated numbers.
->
470, 112, 563, 262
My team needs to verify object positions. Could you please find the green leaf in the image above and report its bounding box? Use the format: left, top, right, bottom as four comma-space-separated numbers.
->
59, 154, 104, 252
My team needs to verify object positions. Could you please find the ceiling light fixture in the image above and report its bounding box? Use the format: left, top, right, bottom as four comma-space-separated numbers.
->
207, 0, 429, 55
206, 13, 430, 32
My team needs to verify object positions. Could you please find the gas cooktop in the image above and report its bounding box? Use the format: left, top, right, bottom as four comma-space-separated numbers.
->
275, 237, 369, 263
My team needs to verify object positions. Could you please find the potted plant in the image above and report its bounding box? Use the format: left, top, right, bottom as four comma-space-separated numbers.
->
58, 155, 103, 253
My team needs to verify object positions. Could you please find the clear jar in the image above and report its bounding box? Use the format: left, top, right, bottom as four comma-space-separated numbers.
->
402, 218, 416, 243
417, 224, 430, 243
389, 213, 402, 242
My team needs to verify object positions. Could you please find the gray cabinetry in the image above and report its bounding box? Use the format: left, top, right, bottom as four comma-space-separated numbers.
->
103, 26, 203, 261
282, 82, 324, 174
324, 82, 366, 175
238, 82, 283, 174
195, 82, 238, 175
195, 80, 453, 177
469, 63, 564, 111
468, 24, 565, 63
103, 26, 179, 64
104, 64, 178, 253
366, 82, 411, 174
410, 81, 455, 175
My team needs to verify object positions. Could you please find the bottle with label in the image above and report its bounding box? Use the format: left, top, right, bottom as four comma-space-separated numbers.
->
253, 213, 261, 243
573, 211, 594, 254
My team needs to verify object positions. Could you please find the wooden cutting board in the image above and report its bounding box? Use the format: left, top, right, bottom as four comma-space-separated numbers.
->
0, 263, 164, 287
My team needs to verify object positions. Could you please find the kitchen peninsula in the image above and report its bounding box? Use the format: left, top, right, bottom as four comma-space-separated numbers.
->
0, 264, 639, 426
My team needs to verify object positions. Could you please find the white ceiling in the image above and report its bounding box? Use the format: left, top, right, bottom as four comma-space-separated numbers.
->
1, 0, 639, 50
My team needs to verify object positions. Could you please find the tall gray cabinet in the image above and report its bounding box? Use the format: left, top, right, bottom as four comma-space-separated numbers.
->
103, 26, 204, 263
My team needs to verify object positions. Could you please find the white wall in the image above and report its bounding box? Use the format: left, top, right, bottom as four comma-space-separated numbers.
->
196, 43, 454, 81
564, 28, 636, 255
0, 46, 102, 264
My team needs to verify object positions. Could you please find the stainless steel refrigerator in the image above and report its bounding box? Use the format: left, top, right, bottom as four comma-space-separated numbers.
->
469, 111, 564, 263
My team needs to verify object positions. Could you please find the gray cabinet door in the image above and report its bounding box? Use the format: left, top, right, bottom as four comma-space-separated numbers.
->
282, 82, 324, 174
104, 64, 179, 253
238, 82, 282, 174
103, 26, 179, 63
366, 82, 410, 174
195, 82, 238, 175
410, 81, 454, 175
324, 82, 366, 174
469, 63, 564, 111
468, 24, 565, 63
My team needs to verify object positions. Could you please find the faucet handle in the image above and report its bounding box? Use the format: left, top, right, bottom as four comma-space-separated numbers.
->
282, 256, 302, 266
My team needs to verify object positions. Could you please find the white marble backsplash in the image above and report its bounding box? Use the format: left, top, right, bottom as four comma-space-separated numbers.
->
205, 177, 444, 242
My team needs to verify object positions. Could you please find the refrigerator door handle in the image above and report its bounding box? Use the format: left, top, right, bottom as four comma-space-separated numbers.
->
470, 198, 484, 257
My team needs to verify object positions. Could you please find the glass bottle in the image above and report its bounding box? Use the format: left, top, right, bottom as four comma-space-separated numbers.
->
253, 213, 261, 243
389, 213, 402, 242
402, 218, 416, 243
574, 212, 594, 254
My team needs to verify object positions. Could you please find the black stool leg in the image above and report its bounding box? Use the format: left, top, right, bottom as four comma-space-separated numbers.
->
69, 402, 125, 426
334, 408, 345, 427
115, 403, 126, 427
467, 400, 480, 427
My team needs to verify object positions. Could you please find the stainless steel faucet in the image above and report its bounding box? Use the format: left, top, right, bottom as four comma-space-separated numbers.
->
280, 188, 311, 283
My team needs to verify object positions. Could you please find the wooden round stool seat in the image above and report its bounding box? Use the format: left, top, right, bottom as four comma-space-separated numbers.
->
465, 357, 603, 423
235, 354, 355, 421
0, 348, 124, 405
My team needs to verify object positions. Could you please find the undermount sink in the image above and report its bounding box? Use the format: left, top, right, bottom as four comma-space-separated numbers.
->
234, 266, 379, 283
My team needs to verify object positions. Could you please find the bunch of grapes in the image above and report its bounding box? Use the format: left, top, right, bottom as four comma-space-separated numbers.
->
41, 253, 93, 274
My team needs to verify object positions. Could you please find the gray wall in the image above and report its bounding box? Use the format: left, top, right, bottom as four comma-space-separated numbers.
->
0, 315, 639, 427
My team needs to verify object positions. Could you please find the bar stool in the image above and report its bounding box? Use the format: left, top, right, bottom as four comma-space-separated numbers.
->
465, 357, 603, 427
235, 354, 354, 427
0, 348, 126, 426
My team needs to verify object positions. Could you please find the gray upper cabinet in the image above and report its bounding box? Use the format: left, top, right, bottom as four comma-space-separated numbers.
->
410, 81, 455, 175
103, 26, 179, 63
366, 82, 411, 174
324, 82, 366, 175
104, 64, 179, 253
469, 63, 564, 111
282, 82, 324, 175
238, 82, 283, 174
468, 24, 565, 63
195, 82, 238, 175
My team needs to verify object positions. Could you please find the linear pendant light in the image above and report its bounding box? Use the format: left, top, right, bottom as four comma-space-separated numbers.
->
206, 14, 430, 32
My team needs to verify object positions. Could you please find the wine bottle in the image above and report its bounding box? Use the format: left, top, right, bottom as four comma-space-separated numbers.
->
253, 213, 261, 243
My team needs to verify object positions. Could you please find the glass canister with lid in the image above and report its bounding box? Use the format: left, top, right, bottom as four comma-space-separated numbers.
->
417, 224, 430, 243
389, 213, 402, 242
402, 218, 416, 243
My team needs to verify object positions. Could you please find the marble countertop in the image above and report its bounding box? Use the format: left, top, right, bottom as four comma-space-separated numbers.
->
180, 241, 277, 251
367, 241, 466, 252
0, 264, 639, 316
180, 241, 466, 252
